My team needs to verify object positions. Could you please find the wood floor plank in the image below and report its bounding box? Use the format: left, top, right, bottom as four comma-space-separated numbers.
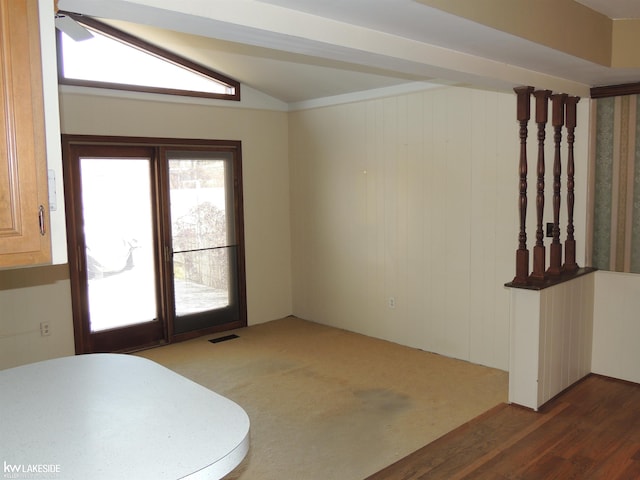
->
368, 375, 640, 480
447, 402, 571, 480
616, 454, 640, 480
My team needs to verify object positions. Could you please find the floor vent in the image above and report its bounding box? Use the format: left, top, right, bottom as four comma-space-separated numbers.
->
209, 334, 239, 344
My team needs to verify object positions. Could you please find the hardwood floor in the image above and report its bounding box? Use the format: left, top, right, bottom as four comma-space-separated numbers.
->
368, 375, 640, 479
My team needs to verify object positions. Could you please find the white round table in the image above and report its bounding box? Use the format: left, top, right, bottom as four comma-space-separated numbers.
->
0, 354, 250, 479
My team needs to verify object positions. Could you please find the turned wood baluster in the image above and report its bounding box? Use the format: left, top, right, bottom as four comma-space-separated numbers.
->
563, 96, 580, 272
513, 86, 534, 285
529, 90, 552, 283
546, 93, 567, 276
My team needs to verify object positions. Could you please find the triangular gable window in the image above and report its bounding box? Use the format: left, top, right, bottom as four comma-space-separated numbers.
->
56, 13, 240, 101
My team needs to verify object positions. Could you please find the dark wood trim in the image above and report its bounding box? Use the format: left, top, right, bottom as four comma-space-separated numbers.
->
59, 77, 239, 100
563, 96, 580, 273
512, 86, 534, 285
529, 89, 551, 283
61, 134, 242, 149
591, 81, 640, 98
171, 319, 245, 344
156, 144, 247, 341
506, 266, 596, 290
56, 12, 241, 101
89, 321, 166, 353
546, 93, 567, 277
62, 143, 163, 353
61, 139, 88, 354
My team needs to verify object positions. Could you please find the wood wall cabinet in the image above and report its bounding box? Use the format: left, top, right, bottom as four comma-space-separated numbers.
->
0, 0, 51, 268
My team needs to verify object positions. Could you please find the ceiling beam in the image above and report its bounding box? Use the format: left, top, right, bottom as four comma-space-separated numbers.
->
419, 0, 640, 70
59, 0, 592, 95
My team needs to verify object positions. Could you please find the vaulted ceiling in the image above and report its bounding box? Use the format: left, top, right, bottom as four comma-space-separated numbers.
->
57, 0, 640, 106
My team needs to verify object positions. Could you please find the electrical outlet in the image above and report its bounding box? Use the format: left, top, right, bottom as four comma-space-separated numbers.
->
546, 222, 554, 237
388, 296, 396, 309
40, 322, 50, 336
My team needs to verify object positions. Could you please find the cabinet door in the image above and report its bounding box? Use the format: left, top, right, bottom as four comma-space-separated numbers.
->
0, 0, 51, 267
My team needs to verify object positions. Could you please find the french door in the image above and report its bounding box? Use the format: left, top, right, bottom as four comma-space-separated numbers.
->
62, 136, 246, 353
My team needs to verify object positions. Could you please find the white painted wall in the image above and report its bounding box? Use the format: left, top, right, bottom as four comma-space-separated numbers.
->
592, 271, 640, 384
0, 266, 75, 369
509, 273, 594, 410
289, 85, 591, 372
291, 86, 507, 368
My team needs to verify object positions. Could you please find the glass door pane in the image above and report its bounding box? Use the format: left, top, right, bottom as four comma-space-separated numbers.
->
80, 158, 157, 332
168, 151, 240, 334
63, 138, 245, 353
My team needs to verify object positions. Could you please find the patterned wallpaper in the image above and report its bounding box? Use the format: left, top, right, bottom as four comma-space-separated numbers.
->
590, 95, 640, 273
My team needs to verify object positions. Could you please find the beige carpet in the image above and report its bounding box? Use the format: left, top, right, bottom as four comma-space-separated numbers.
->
136, 316, 508, 480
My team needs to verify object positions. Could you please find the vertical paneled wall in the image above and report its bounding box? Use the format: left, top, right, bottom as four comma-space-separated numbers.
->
508, 272, 594, 410
290, 86, 520, 370
537, 273, 594, 405
592, 270, 640, 384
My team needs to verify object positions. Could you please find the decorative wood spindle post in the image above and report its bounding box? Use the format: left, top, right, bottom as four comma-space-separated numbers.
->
563, 96, 580, 272
546, 93, 567, 276
529, 90, 552, 283
513, 86, 534, 285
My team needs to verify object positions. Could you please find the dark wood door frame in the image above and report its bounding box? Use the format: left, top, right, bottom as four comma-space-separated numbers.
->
61, 134, 247, 353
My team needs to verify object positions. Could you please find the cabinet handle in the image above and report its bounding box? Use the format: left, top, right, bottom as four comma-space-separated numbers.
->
38, 205, 46, 236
